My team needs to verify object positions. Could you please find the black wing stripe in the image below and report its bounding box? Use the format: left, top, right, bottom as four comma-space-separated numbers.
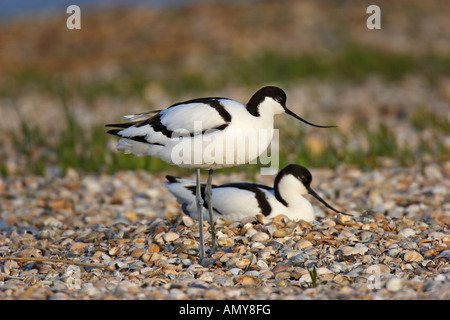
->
107, 99, 232, 140
168, 98, 232, 123
214, 183, 273, 217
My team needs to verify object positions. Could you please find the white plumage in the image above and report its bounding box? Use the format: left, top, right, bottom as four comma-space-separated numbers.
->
106, 86, 335, 263
164, 164, 349, 223
107, 87, 333, 169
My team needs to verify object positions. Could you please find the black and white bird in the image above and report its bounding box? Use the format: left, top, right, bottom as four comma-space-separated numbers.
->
106, 86, 335, 263
164, 164, 349, 223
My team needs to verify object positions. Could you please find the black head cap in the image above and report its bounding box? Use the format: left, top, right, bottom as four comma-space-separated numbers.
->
276, 164, 312, 187
273, 164, 312, 206
247, 87, 336, 128
274, 164, 351, 216
246, 86, 287, 116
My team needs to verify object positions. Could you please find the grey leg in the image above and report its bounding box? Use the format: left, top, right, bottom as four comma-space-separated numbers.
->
195, 168, 205, 264
206, 169, 216, 252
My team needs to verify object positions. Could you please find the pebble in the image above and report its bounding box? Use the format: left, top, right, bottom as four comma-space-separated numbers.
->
295, 239, 313, 250
251, 232, 270, 242
386, 277, 403, 292
273, 227, 294, 238
0, 162, 448, 300
290, 253, 307, 264
402, 250, 424, 262
340, 246, 359, 256
346, 266, 364, 277
398, 228, 416, 238
162, 231, 180, 243
328, 262, 348, 273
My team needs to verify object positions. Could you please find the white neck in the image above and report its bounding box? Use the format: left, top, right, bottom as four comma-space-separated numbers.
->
277, 175, 315, 221
258, 97, 285, 118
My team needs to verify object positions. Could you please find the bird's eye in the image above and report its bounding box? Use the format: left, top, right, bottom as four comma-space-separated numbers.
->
275, 96, 283, 103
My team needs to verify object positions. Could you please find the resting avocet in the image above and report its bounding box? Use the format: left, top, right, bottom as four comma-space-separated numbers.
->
164, 164, 349, 224
106, 86, 335, 263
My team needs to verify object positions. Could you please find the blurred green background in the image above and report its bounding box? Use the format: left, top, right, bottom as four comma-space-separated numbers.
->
0, 0, 449, 177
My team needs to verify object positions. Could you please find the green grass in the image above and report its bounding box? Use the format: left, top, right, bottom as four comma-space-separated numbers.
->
307, 267, 319, 288
3, 44, 450, 100
218, 44, 450, 88
2, 43, 449, 177
4, 102, 446, 178
410, 107, 450, 133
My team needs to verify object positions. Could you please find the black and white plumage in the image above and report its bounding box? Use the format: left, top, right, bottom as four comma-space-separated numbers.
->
164, 164, 349, 223
106, 86, 333, 168
106, 86, 335, 263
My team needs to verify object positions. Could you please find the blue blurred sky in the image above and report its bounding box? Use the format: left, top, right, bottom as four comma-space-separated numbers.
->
0, 0, 211, 21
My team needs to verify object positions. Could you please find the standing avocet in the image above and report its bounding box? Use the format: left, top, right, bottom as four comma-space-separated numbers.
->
164, 164, 349, 223
106, 86, 335, 263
